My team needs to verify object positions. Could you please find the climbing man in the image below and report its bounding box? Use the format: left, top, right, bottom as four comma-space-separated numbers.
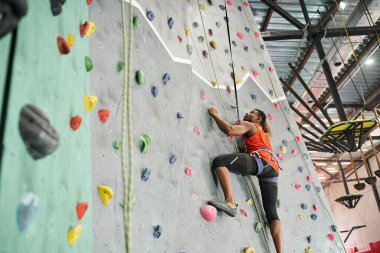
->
207, 106, 283, 253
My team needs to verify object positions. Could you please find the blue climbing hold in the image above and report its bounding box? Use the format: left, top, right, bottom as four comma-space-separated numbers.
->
301, 203, 307, 209
311, 214, 317, 221
260, 44, 265, 49
170, 154, 177, 164
245, 27, 250, 33
151, 86, 158, 97
177, 112, 184, 119
259, 63, 265, 69
168, 17, 174, 29
219, 4, 225, 10
269, 89, 274, 96
153, 225, 162, 238
251, 94, 257, 101
146, 10, 155, 21
307, 235, 312, 243
244, 46, 248, 52
238, 6, 242, 11
141, 168, 151, 182
287, 126, 292, 132
17, 192, 39, 232
298, 166, 303, 173
305, 184, 311, 191
282, 139, 288, 146
162, 73, 171, 85
316, 186, 321, 193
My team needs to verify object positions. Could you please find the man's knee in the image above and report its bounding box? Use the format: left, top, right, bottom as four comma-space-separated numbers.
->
212, 156, 224, 171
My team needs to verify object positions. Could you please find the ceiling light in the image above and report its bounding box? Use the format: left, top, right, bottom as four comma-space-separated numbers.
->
365, 58, 374, 65
318, 176, 326, 180
341, 162, 351, 165
303, 124, 310, 127
315, 163, 327, 166
339, 1, 347, 10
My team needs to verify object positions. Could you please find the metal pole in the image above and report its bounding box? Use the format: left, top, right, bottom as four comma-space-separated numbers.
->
348, 153, 361, 184
290, 104, 325, 134
370, 183, 380, 212
299, 0, 310, 24
336, 153, 350, 195
359, 148, 372, 176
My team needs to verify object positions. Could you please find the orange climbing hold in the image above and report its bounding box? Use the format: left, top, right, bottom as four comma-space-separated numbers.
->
70, 115, 82, 131
76, 202, 88, 220
57, 36, 70, 55
86, 0, 93, 5
98, 109, 110, 123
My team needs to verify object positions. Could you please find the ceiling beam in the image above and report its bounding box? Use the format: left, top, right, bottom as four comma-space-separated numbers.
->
261, 0, 276, 32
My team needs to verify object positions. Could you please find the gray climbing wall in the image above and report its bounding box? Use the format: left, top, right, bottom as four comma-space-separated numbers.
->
89, 1, 347, 253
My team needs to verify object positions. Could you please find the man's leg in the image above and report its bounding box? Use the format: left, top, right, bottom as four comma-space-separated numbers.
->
270, 220, 283, 253
214, 167, 234, 207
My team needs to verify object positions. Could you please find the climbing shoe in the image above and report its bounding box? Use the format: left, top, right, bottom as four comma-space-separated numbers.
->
208, 200, 237, 217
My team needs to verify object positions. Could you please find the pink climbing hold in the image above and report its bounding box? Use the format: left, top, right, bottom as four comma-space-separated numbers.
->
193, 127, 201, 135
296, 135, 302, 142
227, 136, 235, 142
252, 70, 258, 77
277, 153, 284, 161
185, 167, 192, 176
200, 205, 217, 222
239, 209, 248, 217
268, 114, 273, 120
226, 85, 232, 96
255, 31, 261, 38
202, 50, 208, 59
313, 204, 318, 212
274, 103, 280, 110
237, 32, 244, 40
328, 233, 335, 241
227, 0, 232, 6
269, 66, 275, 74
292, 149, 297, 156
177, 35, 182, 44
295, 184, 301, 190
201, 93, 208, 100
208, 29, 213, 36
307, 176, 314, 183
243, 1, 249, 7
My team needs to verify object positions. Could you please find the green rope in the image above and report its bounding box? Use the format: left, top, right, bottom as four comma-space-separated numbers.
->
120, 0, 134, 252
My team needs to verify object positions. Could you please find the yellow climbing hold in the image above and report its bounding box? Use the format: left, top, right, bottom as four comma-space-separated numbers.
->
98, 185, 114, 205
67, 34, 75, 47
210, 41, 218, 49
199, 3, 205, 10
236, 79, 243, 84
280, 145, 287, 154
67, 224, 83, 246
298, 214, 305, 220
210, 81, 216, 87
305, 246, 312, 253
244, 247, 255, 253
241, 66, 247, 73
83, 96, 98, 112
86, 21, 96, 37
184, 26, 190, 37
246, 198, 253, 205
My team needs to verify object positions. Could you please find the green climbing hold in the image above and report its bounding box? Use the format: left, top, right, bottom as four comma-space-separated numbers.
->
186, 44, 193, 55
225, 48, 229, 54
198, 36, 205, 43
255, 223, 263, 232
210, 41, 217, 49
85, 56, 93, 72
140, 133, 152, 153
112, 140, 123, 150
117, 61, 125, 72
207, 0, 214, 6
133, 16, 140, 29
135, 70, 145, 85
216, 21, 221, 28
192, 22, 199, 28
232, 41, 237, 47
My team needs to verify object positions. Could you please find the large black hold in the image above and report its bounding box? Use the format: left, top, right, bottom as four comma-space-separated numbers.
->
0, 0, 27, 39
49, 0, 65, 16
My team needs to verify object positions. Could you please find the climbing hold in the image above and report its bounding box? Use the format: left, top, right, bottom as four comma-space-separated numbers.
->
98, 109, 110, 123
162, 73, 171, 85
298, 166, 303, 173
255, 31, 261, 38
279, 146, 287, 154
199, 3, 205, 10
292, 149, 297, 156
305, 246, 312, 253
327, 233, 335, 241
260, 44, 265, 49
19, 105, 59, 159
227, 0, 232, 5
210, 41, 217, 49
141, 168, 151, 182
276, 199, 282, 208
311, 214, 317, 220
177, 112, 184, 119
216, 21, 221, 28
135, 70, 145, 85
112, 140, 122, 150
67, 34, 75, 47
70, 115, 82, 131
243, 1, 249, 7
146, 10, 155, 21
307, 235, 312, 243
140, 133, 152, 154
186, 44, 193, 55
252, 70, 258, 77
76, 202, 88, 220
259, 63, 264, 69
198, 36, 204, 43
307, 176, 313, 183
224, 48, 229, 54
239, 209, 248, 217
255, 223, 262, 232
193, 127, 201, 135
268, 114, 273, 120
67, 224, 83, 246
251, 94, 257, 101
185, 167, 192, 176
287, 126, 292, 132
304, 153, 309, 160
200, 204, 217, 222
85, 56, 93, 72
232, 41, 237, 47
208, 29, 213, 36
200, 92, 208, 100
153, 225, 162, 238
226, 85, 232, 96
241, 66, 247, 73
316, 186, 321, 192
295, 135, 302, 142
301, 203, 307, 209
86, 0, 93, 5
98, 185, 114, 205
133, 16, 140, 29
246, 198, 253, 205
207, 0, 214, 6
85, 21, 95, 37
80, 22, 89, 37
331, 225, 337, 232
117, 61, 125, 72
57, 36, 70, 55
167, 17, 174, 29
16, 192, 39, 231
83, 96, 98, 112
170, 154, 177, 164
202, 50, 208, 59
237, 32, 243, 40
274, 103, 280, 110
298, 214, 305, 220
269, 89, 274, 96
184, 26, 190, 37
295, 184, 301, 190
151, 86, 158, 97
244, 247, 255, 253
210, 81, 216, 87
282, 139, 288, 146
238, 6, 242, 11
244, 27, 250, 33
313, 204, 318, 212
177, 35, 182, 43
269, 66, 275, 74
305, 184, 311, 191
219, 5, 226, 10
244, 46, 248, 52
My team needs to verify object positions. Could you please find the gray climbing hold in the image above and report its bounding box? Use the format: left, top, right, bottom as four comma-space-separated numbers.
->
255, 223, 262, 232
153, 225, 162, 238
198, 36, 205, 43
19, 105, 59, 159
177, 112, 184, 119
202, 50, 208, 59
151, 86, 158, 97
170, 154, 177, 164
298, 166, 303, 173
133, 16, 140, 29
251, 94, 257, 101
311, 214, 317, 221
224, 48, 229, 54
307, 235, 312, 243
301, 203, 307, 209
238, 6, 242, 11
282, 139, 288, 146
269, 89, 274, 96
260, 44, 265, 49
146, 10, 155, 21
244, 46, 248, 52
17, 192, 39, 232
331, 225, 337, 232
168, 17, 174, 29
245, 27, 250, 33
141, 168, 151, 182
208, 29, 213, 36
162, 73, 171, 85
316, 187, 321, 193
135, 70, 145, 85
287, 126, 292, 132
232, 41, 237, 46
304, 153, 309, 160
224, 16, 229, 23
259, 63, 264, 69
216, 21, 221, 28
192, 22, 199, 28
186, 44, 193, 55
305, 184, 311, 191
219, 4, 225, 10
207, 0, 214, 6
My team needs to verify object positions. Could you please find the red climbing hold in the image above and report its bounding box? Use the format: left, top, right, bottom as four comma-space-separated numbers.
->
98, 109, 110, 123
328, 233, 335, 241
177, 35, 182, 44
295, 184, 301, 190
76, 201, 88, 220
227, 0, 232, 6
255, 31, 261, 38
208, 29, 213, 36
80, 22, 89, 38
313, 204, 318, 212
237, 32, 243, 40
240, 209, 248, 217
268, 114, 273, 120
57, 36, 70, 55
185, 167, 192, 176
243, 1, 249, 7
70, 115, 82, 131
200, 205, 217, 222
86, 0, 93, 5
252, 70, 258, 77
269, 66, 275, 74
226, 85, 232, 96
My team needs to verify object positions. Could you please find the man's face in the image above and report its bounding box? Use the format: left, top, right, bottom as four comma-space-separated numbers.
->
244, 110, 261, 123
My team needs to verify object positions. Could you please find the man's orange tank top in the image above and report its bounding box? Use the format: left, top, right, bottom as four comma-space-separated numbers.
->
244, 124, 279, 173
